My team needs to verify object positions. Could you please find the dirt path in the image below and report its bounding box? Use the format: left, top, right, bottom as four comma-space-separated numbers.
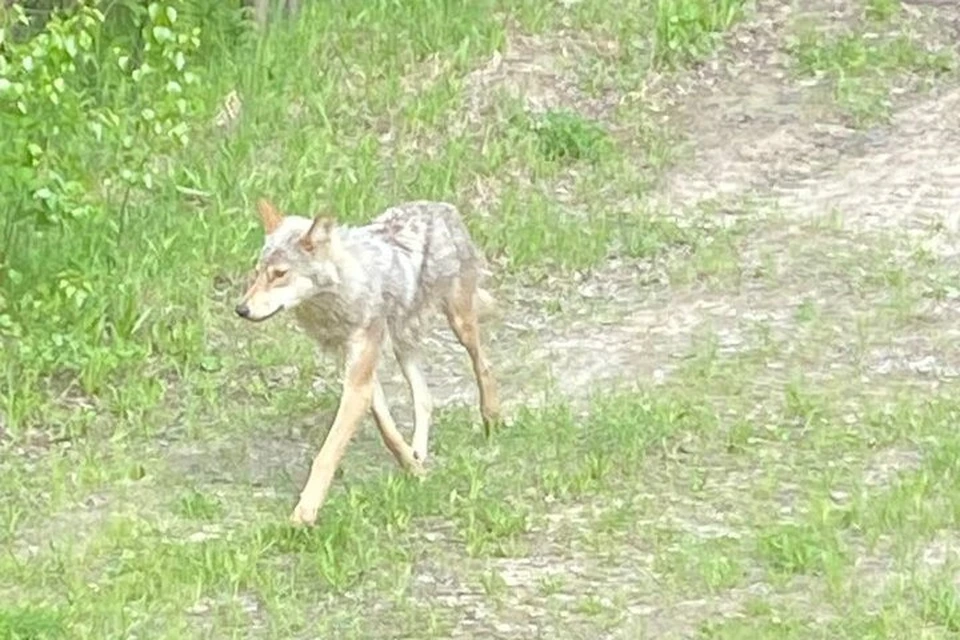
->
380, 0, 960, 420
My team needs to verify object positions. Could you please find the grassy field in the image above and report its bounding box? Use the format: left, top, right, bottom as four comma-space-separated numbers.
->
4, 0, 960, 637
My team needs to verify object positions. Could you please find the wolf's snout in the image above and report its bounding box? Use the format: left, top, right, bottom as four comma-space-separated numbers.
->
235, 303, 250, 318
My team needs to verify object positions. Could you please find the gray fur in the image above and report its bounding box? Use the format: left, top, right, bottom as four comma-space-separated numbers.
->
259, 200, 486, 354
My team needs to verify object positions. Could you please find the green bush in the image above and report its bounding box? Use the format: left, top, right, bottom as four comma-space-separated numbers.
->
0, 0, 233, 427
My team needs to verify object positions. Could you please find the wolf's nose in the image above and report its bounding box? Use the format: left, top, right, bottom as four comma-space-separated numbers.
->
235, 303, 250, 318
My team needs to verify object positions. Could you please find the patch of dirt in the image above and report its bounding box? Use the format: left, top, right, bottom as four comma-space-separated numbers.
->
649, 0, 960, 216
862, 446, 924, 488
404, 512, 823, 640
460, 26, 621, 125
773, 86, 960, 243
918, 530, 960, 571
646, 0, 857, 209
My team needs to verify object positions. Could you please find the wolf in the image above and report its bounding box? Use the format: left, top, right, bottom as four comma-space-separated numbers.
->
235, 199, 502, 526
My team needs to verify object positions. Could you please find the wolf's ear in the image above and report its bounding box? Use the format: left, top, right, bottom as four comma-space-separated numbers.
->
300, 215, 336, 253
256, 199, 284, 234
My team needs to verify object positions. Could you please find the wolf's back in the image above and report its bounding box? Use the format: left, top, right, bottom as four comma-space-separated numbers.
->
372, 201, 486, 295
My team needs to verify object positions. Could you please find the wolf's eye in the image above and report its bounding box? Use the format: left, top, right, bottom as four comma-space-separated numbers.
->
269, 268, 288, 281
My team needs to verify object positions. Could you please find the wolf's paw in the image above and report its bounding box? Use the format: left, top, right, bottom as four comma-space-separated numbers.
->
482, 412, 509, 439
289, 500, 319, 527
407, 454, 427, 478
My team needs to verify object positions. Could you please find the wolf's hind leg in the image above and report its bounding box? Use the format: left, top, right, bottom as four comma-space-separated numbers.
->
371, 375, 424, 474
443, 276, 501, 437
395, 348, 434, 462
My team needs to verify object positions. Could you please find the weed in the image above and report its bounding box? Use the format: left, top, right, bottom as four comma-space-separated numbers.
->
654, 0, 746, 67
791, 28, 955, 125
918, 576, 960, 632
865, 0, 900, 22
0, 606, 65, 640
173, 489, 225, 521
510, 109, 613, 165
756, 521, 848, 576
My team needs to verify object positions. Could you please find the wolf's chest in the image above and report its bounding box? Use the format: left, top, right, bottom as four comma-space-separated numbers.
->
291, 297, 361, 348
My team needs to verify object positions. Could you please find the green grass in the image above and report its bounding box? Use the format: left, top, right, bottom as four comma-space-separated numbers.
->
653, 0, 748, 67
6, 341, 960, 636
0, 606, 65, 640
4, 0, 960, 636
790, 21, 956, 126
507, 109, 614, 165
865, 0, 901, 22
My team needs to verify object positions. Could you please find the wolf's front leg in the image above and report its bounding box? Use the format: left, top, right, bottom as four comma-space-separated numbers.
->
291, 325, 382, 526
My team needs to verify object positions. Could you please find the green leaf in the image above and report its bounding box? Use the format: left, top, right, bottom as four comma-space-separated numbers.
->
152, 26, 174, 43
64, 35, 78, 58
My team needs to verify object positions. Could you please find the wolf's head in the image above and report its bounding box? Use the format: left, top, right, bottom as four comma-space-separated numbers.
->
235, 199, 341, 322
